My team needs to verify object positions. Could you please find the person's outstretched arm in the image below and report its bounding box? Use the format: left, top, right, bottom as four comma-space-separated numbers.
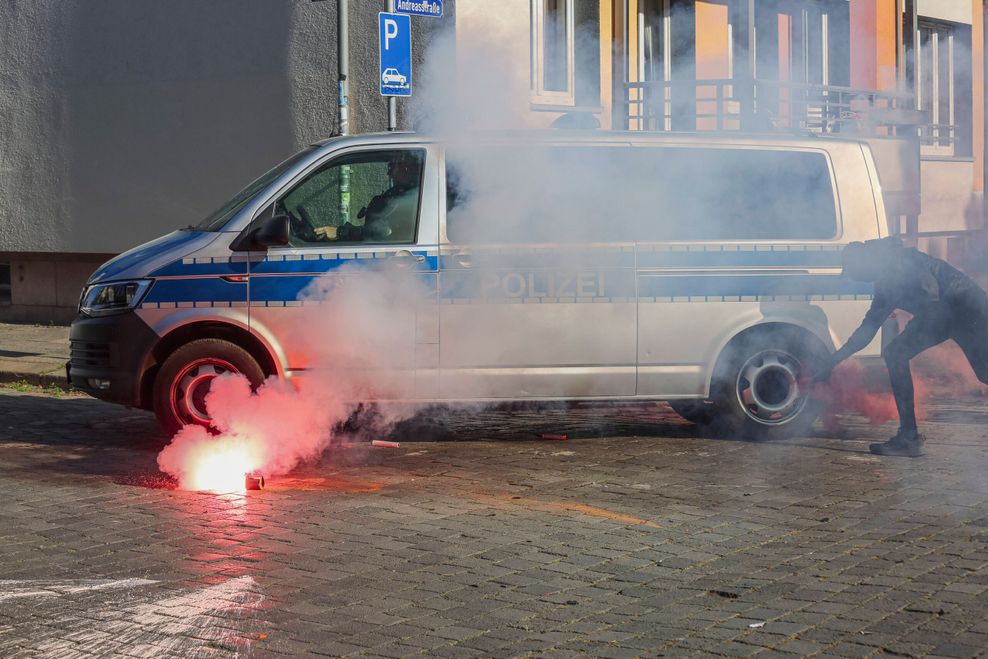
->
815, 294, 893, 380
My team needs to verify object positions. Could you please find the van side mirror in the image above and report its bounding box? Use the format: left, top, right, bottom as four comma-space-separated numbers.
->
256, 214, 290, 247
231, 213, 290, 251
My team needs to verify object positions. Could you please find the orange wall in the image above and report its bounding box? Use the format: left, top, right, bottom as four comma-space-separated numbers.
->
778, 14, 791, 80
695, 1, 730, 79
600, 0, 613, 129
850, 0, 898, 90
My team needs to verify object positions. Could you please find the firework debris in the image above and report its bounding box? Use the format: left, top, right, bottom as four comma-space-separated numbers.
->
371, 440, 401, 449
541, 433, 568, 441
245, 473, 265, 491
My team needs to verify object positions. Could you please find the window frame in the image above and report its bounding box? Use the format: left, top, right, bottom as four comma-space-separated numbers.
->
272, 147, 428, 249
916, 17, 972, 157
530, 0, 576, 107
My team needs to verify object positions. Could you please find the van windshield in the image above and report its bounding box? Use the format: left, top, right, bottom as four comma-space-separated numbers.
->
193, 146, 318, 231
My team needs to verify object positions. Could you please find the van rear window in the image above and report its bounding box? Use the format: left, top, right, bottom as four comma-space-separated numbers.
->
445, 146, 838, 243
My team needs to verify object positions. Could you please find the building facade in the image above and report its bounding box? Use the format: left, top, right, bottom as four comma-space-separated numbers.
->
465, 0, 985, 259
1, 0, 984, 320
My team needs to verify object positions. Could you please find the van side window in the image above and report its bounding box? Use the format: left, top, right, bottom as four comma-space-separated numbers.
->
643, 148, 838, 241
277, 149, 425, 246
445, 146, 837, 243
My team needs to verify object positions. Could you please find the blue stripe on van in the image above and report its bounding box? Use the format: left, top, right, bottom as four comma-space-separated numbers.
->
635, 248, 844, 269
144, 277, 247, 304
637, 274, 872, 298
249, 252, 438, 275
249, 272, 438, 303
142, 273, 871, 304
141, 245, 860, 304
438, 250, 636, 270
152, 259, 249, 278
249, 276, 320, 302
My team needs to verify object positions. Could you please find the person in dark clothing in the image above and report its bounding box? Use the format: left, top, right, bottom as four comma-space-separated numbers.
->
814, 237, 988, 457
314, 152, 421, 243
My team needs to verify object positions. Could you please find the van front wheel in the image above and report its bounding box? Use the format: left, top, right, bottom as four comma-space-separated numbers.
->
153, 339, 265, 436
711, 331, 824, 440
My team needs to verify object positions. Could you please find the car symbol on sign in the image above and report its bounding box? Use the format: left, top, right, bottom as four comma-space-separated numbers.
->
382, 68, 407, 86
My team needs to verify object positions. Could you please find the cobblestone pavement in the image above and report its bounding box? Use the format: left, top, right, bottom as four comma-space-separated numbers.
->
2, 389, 988, 658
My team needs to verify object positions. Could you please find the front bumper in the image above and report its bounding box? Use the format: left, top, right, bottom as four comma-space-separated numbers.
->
67, 312, 159, 407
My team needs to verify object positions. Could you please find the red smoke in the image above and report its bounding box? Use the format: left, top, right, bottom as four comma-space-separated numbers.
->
912, 340, 988, 397
156, 267, 428, 492
810, 359, 928, 432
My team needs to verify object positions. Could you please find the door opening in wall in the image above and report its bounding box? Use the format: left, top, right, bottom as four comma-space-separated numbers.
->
0, 264, 10, 305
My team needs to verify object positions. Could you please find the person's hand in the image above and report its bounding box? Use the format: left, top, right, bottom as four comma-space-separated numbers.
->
313, 225, 338, 240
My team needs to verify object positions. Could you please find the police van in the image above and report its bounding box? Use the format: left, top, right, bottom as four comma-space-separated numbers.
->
68, 130, 890, 439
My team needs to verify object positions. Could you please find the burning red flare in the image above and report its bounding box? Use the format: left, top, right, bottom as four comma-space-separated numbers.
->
186, 446, 255, 493
160, 425, 264, 494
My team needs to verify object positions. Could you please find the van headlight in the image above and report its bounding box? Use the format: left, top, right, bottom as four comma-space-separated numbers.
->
79, 280, 153, 317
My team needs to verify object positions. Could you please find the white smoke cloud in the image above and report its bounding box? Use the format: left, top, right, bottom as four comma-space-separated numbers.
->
156, 10, 982, 488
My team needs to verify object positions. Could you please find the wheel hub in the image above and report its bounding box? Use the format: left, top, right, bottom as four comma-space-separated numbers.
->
735, 349, 805, 426
170, 359, 237, 426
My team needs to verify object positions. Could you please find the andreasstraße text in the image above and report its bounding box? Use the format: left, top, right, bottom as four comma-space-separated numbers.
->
395, 0, 442, 17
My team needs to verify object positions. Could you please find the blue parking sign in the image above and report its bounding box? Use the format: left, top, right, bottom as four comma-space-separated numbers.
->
379, 13, 411, 97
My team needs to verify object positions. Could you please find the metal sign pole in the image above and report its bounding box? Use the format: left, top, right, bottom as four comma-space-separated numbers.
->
338, 0, 349, 135
388, 0, 398, 131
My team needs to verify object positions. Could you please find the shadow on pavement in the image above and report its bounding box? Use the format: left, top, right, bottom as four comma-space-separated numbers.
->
0, 392, 172, 488
387, 400, 762, 445
2, 392, 870, 490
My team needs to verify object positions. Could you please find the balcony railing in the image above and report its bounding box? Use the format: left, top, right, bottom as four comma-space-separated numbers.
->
623, 79, 925, 139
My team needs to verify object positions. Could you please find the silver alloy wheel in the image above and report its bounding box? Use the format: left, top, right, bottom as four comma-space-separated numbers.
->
169, 358, 238, 427
734, 349, 806, 426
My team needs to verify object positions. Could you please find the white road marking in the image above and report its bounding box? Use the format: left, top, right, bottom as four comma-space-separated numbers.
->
28, 576, 263, 658
0, 578, 157, 603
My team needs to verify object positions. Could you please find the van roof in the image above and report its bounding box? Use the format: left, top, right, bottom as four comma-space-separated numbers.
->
314, 129, 870, 150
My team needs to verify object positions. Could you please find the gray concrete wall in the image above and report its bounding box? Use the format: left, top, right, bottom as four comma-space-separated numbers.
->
0, 0, 452, 321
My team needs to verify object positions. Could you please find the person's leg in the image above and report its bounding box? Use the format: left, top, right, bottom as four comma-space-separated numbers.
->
882, 316, 950, 436
945, 284, 988, 385
951, 314, 988, 386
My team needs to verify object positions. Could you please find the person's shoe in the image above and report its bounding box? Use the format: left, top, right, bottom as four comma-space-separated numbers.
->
869, 431, 924, 457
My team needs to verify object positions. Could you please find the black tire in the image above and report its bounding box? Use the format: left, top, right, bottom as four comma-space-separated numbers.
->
710, 328, 827, 440
153, 338, 265, 436
668, 399, 717, 426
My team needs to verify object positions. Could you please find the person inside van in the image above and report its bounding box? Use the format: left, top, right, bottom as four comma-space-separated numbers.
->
314, 151, 420, 243
813, 237, 988, 457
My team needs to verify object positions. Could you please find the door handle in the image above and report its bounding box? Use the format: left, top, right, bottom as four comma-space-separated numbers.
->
391, 249, 426, 265
454, 250, 473, 268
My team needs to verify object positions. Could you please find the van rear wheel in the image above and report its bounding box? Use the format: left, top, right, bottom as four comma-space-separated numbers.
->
153, 339, 265, 436
711, 330, 825, 440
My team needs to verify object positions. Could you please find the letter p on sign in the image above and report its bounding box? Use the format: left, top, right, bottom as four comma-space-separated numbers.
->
384, 18, 398, 48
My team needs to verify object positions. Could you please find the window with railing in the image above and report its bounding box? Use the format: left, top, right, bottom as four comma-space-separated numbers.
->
625, 78, 911, 136
917, 18, 973, 157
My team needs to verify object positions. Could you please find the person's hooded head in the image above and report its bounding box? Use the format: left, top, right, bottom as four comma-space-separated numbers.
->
841, 237, 902, 282
388, 151, 420, 189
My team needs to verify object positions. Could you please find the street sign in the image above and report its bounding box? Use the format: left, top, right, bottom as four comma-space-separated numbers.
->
394, 0, 443, 18
379, 12, 411, 97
